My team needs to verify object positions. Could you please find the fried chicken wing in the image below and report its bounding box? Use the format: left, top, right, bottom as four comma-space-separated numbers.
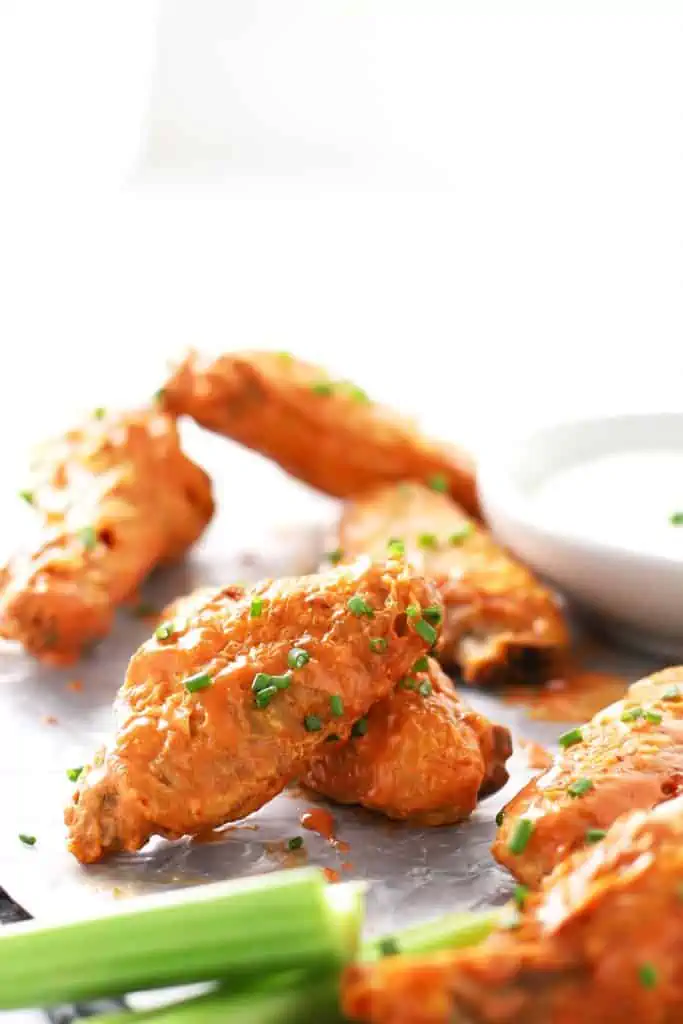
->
303, 658, 512, 825
493, 666, 683, 887
161, 350, 480, 517
335, 482, 568, 685
0, 409, 213, 665
344, 796, 683, 1024
65, 558, 441, 863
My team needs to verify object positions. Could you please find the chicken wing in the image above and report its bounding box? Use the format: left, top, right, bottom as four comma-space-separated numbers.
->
0, 408, 213, 665
335, 482, 568, 685
161, 350, 480, 518
493, 666, 683, 886
65, 558, 441, 863
303, 658, 512, 825
344, 796, 683, 1024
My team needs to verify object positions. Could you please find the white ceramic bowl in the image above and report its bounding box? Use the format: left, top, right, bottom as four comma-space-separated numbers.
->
478, 413, 683, 659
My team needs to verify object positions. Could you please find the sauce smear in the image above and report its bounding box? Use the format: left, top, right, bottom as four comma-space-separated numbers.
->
506, 666, 628, 722
300, 807, 336, 841
519, 738, 553, 770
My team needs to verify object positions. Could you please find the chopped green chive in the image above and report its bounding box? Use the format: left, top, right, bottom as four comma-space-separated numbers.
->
427, 473, 448, 493
326, 549, 344, 566
252, 672, 291, 694
568, 778, 594, 798
153, 387, 166, 403
387, 538, 405, 557
422, 606, 443, 625
513, 884, 528, 910
418, 533, 438, 549
621, 706, 643, 723
18, 489, 34, 505
638, 963, 658, 989
495, 809, 505, 828
669, 512, 683, 526
250, 597, 264, 618
288, 648, 310, 670
287, 836, 304, 851
347, 596, 374, 618
418, 680, 433, 697
586, 828, 607, 844
369, 638, 388, 653
19, 835, 36, 847
414, 618, 437, 646
406, 605, 420, 619
66, 767, 83, 782
558, 727, 583, 748
155, 622, 175, 642
412, 656, 429, 673
326, 733, 341, 743
645, 710, 663, 725
508, 819, 534, 855
93, 407, 106, 420
400, 677, 418, 691
352, 717, 369, 738
78, 526, 97, 551
329, 695, 344, 717
184, 672, 213, 693
378, 936, 400, 957
255, 686, 278, 709
304, 715, 323, 732
663, 686, 681, 701
311, 381, 333, 397
277, 351, 293, 363
347, 385, 370, 404
448, 524, 474, 545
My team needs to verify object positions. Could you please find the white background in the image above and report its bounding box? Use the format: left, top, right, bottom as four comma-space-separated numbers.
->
0, 1, 682, 1018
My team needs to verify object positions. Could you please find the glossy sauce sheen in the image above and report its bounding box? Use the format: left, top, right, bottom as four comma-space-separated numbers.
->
494, 666, 683, 886
300, 807, 336, 840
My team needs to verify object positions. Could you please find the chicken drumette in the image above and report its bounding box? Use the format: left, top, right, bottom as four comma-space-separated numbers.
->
161, 350, 481, 518
344, 796, 683, 1024
66, 558, 440, 863
304, 657, 512, 825
0, 408, 213, 664
494, 666, 683, 886
334, 482, 568, 685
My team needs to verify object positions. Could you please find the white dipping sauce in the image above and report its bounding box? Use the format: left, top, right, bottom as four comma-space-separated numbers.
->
532, 450, 683, 556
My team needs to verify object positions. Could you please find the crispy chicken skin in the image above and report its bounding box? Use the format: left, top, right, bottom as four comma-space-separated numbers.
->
303, 658, 512, 825
65, 558, 441, 863
161, 350, 481, 518
336, 482, 568, 685
0, 409, 213, 665
493, 666, 683, 887
344, 797, 683, 1024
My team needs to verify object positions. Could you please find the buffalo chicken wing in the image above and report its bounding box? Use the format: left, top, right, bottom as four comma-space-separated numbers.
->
344, 796, 683, 1024
0, 408, 213, 665
162, 350, 481, 517
66, 558, 441, 862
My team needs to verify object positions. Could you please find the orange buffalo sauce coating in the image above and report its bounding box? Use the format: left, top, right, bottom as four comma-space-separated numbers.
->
0, 408, 213, 664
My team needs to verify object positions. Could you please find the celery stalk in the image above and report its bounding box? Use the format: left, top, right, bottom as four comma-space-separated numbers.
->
89, 907, 498, 1024
0, 869, 362, 1010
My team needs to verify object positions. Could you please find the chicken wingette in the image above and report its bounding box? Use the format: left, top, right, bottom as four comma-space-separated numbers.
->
344, 796, 683, 1024
334, 482, 568, 685
161, 350, 481, 518
0, 408, 213, 665
493, 666, 683, 886
303, 658, 512, 825
162, 590, 512, 826
65, 558, 441, 863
